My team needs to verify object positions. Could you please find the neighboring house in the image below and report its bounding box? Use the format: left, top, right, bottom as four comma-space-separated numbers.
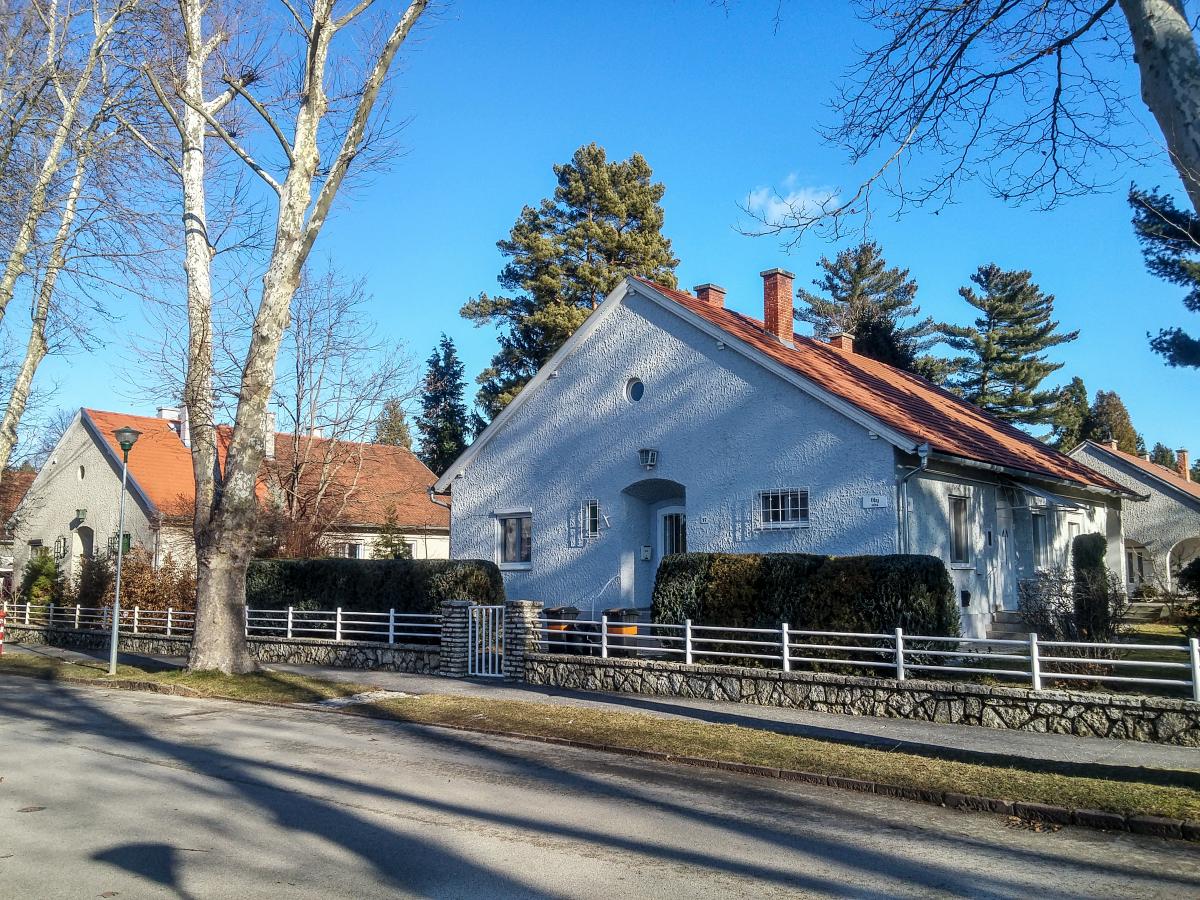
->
434, 269, 1135, 637
0, 469, 36, 596
11, 407, 449, 583
1068, 440, 1200, 595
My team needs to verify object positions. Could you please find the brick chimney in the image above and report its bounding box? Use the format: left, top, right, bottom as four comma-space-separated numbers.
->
828, 330, 855, 353
761, 268, 795, 346
1178, 448, 1191, 482
693, 283, 726, 307
1107, 439, 1119, 451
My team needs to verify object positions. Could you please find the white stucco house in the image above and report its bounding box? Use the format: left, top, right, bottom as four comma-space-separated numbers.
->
11, 407, 449, 582
434, 269, 1137, 638
1068, 440, 1199, 595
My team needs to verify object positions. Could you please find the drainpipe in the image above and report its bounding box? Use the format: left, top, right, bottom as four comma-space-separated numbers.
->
428, 486, 451, 512
897, 443, 930, 554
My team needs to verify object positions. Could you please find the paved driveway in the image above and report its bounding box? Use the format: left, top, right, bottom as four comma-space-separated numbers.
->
1, 678, 1197, 898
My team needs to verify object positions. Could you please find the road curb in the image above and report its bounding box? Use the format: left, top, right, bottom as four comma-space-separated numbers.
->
5, 665, 1198, 842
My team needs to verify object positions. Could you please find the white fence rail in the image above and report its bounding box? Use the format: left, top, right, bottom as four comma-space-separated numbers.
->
535, 616, 1200, 701
1, 601, 440, 644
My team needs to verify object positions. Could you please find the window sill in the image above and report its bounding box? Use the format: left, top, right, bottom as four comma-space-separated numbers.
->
499, 562, 532, 572
758, 523, 811, 531
949, 562, 975, 570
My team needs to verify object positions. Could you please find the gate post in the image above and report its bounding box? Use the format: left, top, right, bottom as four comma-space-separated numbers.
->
503, 599, 542, 682
438, 599, 473, 678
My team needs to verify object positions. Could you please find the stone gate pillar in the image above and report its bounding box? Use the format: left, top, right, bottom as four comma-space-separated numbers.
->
439, 599, 473, 678
503, 599, 542, 682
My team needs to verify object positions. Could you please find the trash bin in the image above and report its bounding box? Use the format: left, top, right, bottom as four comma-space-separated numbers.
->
603, 607, 640, 657
542, 606, 580, 654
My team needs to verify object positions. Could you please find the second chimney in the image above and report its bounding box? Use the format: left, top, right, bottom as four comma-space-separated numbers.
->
761, 268, 795, 346
693, 283, 726, 307
828, 330, 855, 353
1178, 448, 1191, 482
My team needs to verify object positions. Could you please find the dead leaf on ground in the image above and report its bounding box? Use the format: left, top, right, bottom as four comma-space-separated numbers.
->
1005, 815, 1062, 834
16, 806, 44, 813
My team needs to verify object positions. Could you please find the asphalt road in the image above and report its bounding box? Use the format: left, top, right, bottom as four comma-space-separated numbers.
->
1, 679, 1197, 899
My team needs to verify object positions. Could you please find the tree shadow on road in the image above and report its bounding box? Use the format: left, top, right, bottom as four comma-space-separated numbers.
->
2, 680, 1197, 899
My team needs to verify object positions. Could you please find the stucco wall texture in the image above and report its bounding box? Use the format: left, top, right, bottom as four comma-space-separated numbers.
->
449, 290, 899, 615
13, 413, 159, 581
1072, 445, 1200, 590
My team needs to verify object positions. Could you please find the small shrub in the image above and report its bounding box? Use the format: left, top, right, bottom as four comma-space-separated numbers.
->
19, 555, 65, 606
70, 548, 195, 611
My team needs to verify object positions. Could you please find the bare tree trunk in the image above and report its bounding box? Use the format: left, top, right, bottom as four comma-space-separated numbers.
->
190, 539, 252, 670
1117, 0, 1200, 213
0, 151, 87, 471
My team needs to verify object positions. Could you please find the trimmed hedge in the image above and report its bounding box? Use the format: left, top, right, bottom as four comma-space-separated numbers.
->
245, 558, 505, 614
652, 552, 959, 636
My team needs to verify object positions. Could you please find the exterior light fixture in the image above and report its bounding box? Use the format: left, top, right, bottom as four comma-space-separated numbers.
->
639, 448, 658, 470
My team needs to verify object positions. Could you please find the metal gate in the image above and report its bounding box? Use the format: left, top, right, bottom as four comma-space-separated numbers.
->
468, 605, 504, 677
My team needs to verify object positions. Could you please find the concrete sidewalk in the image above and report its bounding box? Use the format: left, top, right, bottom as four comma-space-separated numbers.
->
8, 642, 1198, 781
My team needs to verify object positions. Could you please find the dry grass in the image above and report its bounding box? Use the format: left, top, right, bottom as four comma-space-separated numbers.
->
4, 652, 1199, 822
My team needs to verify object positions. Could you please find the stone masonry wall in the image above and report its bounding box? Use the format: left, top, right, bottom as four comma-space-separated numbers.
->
525, 653, 1200, 747
7, 626, 439, 674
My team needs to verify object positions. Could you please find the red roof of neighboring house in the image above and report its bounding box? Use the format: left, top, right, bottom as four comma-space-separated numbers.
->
82, 409, 447, 528
635, 279, 1127, 495
1078, 440, 1200, 502
0, 469, 36, 540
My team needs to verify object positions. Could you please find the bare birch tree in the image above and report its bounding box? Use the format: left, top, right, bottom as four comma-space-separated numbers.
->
746, 0, 1200, 241
139, 0, 429, 672
0, 0, 155, 482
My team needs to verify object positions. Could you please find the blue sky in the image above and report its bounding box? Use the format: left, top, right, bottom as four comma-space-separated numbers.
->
45, 1, 1199, 454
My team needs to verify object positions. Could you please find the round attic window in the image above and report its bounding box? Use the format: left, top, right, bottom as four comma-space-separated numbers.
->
625, 378, 645, 402
77, 465, 85, 481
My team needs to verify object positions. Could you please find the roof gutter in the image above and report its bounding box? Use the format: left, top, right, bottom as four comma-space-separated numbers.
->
927, 451, 1141, 502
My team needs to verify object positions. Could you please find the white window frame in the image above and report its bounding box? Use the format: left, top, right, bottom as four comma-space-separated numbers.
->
1064, 520, 1081, 566
495, 508, 533, 571
582, 499, 603, 542
1032, 512, 1050, 570
755, 488, 809, 530
948, 494, 971, 567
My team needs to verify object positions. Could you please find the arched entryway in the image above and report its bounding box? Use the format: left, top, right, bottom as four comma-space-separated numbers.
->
620, 478, 686, 607
72, 525, 94, 578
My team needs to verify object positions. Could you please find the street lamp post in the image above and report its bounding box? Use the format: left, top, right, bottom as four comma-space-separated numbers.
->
107, 426, 141, 675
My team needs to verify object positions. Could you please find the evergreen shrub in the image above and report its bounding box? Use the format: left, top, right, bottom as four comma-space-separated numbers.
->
651, 552, 958, 636
245, 557, 504, 614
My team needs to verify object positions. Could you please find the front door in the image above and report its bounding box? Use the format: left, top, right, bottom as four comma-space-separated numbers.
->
656, 506, 687, 572
995, 507, 1015, 610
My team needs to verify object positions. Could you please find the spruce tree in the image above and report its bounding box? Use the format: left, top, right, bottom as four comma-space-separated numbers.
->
1130, 188, 1200, 369
1081, 390, 1140, 454
1150, 442, 1177, 468
796, 240, 940, 372
939, 264, 1078, 426
462, 143, 678, 419
373, 505, 413, 559
416, 334, 470, 475
373, 399, 413, 450
1049, 376, 1089, 449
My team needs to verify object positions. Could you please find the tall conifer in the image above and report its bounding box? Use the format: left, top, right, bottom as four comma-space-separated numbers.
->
939, 264, 1078, 426
796, 241, 939, 372
416, 335, 470, 475
462, 143, 678, 419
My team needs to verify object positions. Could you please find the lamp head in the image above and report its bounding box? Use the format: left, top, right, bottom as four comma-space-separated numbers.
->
113, 426, 141, 454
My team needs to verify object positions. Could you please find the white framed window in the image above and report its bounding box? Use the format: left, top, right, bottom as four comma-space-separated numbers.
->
1065, 520, 1081, 565
949, 495, 970, 565
1032, 513, 1049, 570
343, 542, 363, 559
583, 499, 602, 541
497, 512, 532, 568
756, 489, 809, 529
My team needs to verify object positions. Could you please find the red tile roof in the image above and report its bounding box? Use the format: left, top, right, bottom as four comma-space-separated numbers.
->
0, 469, 35, 540
635, 279, 1127, 495
82, 409, 447, 528
1079, 441, 1200, 502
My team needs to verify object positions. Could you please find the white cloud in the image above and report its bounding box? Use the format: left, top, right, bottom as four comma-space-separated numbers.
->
744, 175, 838, 228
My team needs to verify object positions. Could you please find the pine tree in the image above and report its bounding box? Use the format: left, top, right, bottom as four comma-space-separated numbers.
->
1081, 390, 1140, 454
1049, 376, 1089, 449
416, 334, 470, 475
939, 264, 1078, 426
373, 505, 413, 559
796, 241, 940, 371
462, 143, 678, 420
1150, 442, 1177, 469
1130, 188, 1200, 369
373, 399, 413, 450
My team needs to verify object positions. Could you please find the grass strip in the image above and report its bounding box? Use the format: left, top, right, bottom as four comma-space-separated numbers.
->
4, 652, 1199, 822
